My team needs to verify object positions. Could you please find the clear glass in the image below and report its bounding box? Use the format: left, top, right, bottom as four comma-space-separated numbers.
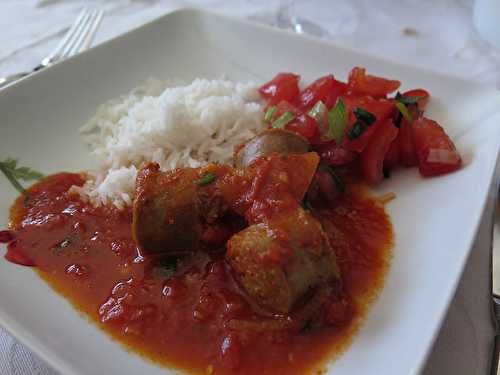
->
276, 1, 328, 37
252, 0, 329, 38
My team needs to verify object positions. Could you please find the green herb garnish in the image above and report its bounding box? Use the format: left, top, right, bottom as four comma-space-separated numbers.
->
347, 121, 368, 140
325, 98, 347, 143
154, 257, 178, 279
195, 172, 217, 186
326, 166, 347, 193
353, 107, 376, 125
395, 93, 423, 106
264, 106, 277, 123
53, 237, 72, 254
308, 101, 327, 122
302, 198, 314, 211
395, 101, 413, 122
271, 111, 295, 129
0, 158, 44, 194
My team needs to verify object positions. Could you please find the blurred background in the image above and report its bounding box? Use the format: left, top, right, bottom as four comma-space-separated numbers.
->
0, 1, 499, 374
2, 0, 500, 84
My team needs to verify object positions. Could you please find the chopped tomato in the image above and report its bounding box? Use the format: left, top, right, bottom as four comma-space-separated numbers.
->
286, 113, 318, 141
298, 75, 347, 110
259, 73, 300, 105
412, 117, 462, 177
348, 67, 400, 97
403, 89, 430, 111
398, 118, 418, 167
267, 100, 300, 122
313, 169, 341, 205
384, 134, 400, 170
267, 101, 318, 141
314, 141, 357, 166
360, 119, 398, 185
257, 70, 460, 186
5, 240, 35, 267
342, 96, 395, 153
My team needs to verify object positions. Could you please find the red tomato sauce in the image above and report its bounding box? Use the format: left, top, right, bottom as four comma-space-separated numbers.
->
6, 172, 392, 375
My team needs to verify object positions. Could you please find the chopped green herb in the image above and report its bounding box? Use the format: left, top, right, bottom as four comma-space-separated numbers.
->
325, 98, 347, 143
264, 106, 277, 123
195, 172, 217, 186
302, 198, 314, 211
23, 194, 31, 207
53, 237, 72, 254
0, 158, 44, 194
397, 95, 423, 106
353, 107, 376, 125
395, 101, 413, 122
271, 111, 295, 129
347, 121, 367, 140
154, 257, 178, 279
327, 166, 347, 193
308, 101, 327, 122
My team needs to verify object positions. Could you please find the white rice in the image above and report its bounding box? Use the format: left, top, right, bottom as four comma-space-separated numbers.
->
70, 78, 264, 209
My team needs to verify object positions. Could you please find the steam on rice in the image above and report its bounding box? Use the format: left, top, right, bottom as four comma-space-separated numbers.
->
70, 78, 264, 209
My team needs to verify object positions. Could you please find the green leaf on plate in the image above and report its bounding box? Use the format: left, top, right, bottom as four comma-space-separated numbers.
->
0, 158, 44, 194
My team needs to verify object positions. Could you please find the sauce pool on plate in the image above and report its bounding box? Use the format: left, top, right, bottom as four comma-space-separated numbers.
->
4, 172, 392, 374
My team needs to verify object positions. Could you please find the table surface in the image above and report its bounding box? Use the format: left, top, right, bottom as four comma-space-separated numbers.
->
1, 0, 499, 374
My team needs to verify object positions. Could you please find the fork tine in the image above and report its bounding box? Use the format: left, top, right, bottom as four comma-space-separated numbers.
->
59, 10, 94, 59
45, 8, 90, 63
64, 10, 102, 58
80, 10, 103, 52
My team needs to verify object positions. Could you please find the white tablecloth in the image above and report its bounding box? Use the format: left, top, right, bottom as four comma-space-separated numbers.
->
1, 1, 499, 374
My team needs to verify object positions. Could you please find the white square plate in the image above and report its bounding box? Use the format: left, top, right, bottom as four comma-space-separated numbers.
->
0, 9, 499, 375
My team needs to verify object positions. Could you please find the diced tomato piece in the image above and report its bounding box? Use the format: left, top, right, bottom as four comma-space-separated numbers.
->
412, 117, 462, 177
342, 96, 396, 153
324, 80, 349, 108
314, 141, 358, 166
286, 113, 318, 141
0, 230, 14, 243
298, 75, 347, 110
348, 67, 401, 97
403, 89, 430, 111
5, 240, 35, 267
399, 118, 418, 167
343, 122, 379, 153
384, 133, 400, 170
259, 73, 300, 105
266, 100, 300, 125
360, 119, 399, 185
313, 169, 342, 205
267, 101, 318, 141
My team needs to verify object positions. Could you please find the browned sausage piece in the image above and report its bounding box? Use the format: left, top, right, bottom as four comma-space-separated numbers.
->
226, 207, 339, 314
132, 163, 230, 254
234, 129, 309, 169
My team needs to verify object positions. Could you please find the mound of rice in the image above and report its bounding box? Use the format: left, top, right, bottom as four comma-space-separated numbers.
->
70, 78, 264, 209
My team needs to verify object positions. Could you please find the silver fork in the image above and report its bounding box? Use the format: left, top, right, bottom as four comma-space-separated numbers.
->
0, 8, 103, 89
